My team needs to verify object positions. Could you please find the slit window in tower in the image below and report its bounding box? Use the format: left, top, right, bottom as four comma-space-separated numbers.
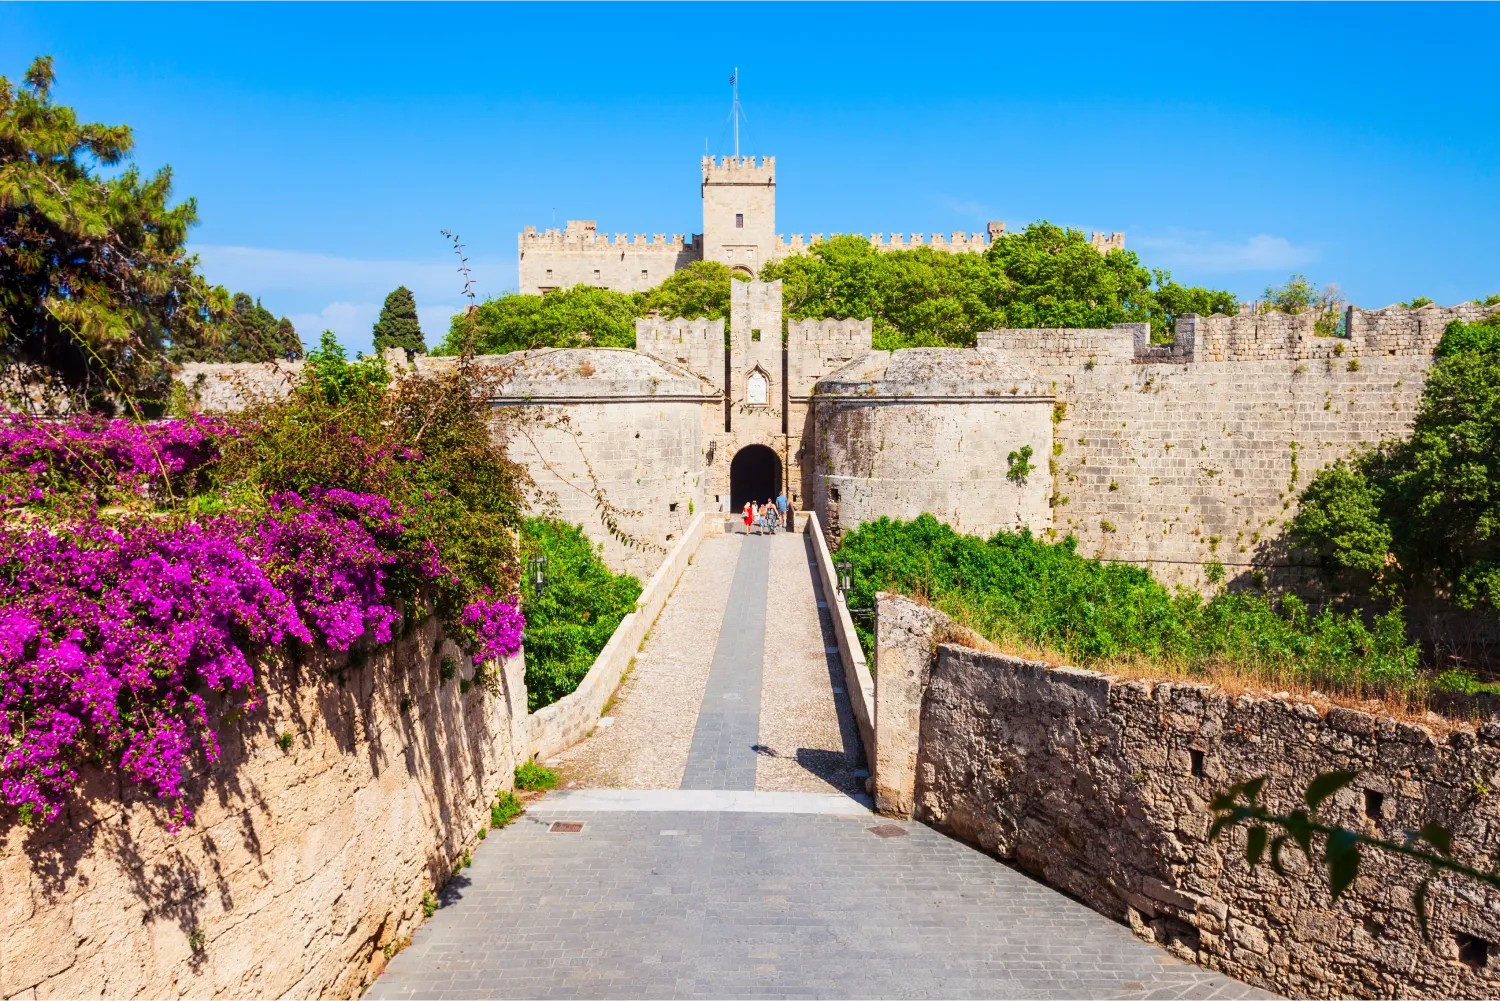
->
736, 213, 744, 228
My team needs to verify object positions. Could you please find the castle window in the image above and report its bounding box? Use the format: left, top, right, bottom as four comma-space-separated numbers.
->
592, 269, 601, 282
545, 269, 553, 280
736, 213, 744, 229
751, 329, 761, 342
641, 269, 649, 281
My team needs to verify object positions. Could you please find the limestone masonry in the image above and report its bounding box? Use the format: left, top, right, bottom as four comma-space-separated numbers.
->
873, 593, 1500, 999
517, 154, 1124, 294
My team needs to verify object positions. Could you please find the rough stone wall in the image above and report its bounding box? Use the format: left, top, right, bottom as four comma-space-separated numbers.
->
904, 621, 1500, 998
1042, 303, 1500, 590
0, 619, 525, 1001
634, 317, 724, 387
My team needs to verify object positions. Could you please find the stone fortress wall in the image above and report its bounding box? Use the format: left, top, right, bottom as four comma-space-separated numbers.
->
518, 153, 1124, 295
517, 220, 701, 296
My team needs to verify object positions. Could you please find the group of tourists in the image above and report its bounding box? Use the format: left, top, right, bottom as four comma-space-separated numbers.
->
742, 491, 793, 535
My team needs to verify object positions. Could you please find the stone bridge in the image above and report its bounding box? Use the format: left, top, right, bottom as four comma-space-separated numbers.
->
366, 524, 1266, 1000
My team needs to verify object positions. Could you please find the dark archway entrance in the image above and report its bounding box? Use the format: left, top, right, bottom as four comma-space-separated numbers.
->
730, 444, 782, 511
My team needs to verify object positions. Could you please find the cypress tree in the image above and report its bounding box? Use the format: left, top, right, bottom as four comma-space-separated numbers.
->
372, 286, 426, 353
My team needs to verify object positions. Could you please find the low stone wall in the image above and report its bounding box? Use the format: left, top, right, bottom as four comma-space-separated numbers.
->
875, 593, 1500, 999
805, 512, 874, 763
529, 510, 713, 762
0, 618, 525, 1000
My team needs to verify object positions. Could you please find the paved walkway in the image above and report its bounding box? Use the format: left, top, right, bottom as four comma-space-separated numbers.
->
367, 529, 1269, 1000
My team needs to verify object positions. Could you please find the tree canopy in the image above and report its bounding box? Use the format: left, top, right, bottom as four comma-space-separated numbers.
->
170, 292, 301, 363
438, 284, 643, 356
761, 224, 1237, 349
372, 285, 425, 354
0, 56, 231, 413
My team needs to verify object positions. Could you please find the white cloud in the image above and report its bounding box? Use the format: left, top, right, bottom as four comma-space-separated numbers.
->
1134, 231, 1318, 273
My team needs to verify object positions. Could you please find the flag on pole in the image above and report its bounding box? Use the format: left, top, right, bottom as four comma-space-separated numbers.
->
729, 72, 736, 85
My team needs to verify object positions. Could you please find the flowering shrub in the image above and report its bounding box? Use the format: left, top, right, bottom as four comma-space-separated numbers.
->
1, 352, 529, 828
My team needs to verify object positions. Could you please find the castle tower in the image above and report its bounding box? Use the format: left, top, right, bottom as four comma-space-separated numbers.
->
702, 156, 775, 278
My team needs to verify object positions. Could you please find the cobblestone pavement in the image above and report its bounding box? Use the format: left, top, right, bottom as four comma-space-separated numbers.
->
367, 804, 1271, 1000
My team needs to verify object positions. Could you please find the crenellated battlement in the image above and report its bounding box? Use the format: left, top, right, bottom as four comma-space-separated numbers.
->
1090, 232, 1125, 254
634, 317, 725, 385
519, 225, 695, 254
974, 300, 1500, 368
772, 231, 992, 257
702, 154, 775, 182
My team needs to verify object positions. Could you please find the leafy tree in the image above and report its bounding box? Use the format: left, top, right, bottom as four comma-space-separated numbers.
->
372, 285, 425, 354
170, 292, 301, 363
1293, 317, 1500, 611
0, 55, 228, 413
435, 285, 644, 356
761, 223, 1236, 349
762, 235, 1007, 350
641, 260, 743, 320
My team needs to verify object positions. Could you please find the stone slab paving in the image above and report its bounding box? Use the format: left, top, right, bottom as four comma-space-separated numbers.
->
681, 537, 770, 790
552, 533, 742, 790
367, 803, 1272, 1000
754, 532, 865, 794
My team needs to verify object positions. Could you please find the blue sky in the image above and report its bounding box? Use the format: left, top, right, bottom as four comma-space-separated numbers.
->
4, 2, 1497, 355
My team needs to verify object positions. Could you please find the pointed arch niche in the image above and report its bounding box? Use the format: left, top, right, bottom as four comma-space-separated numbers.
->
745, 366, 771, 407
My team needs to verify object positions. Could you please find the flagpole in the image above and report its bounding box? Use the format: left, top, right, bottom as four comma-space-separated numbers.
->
733, 68, 739, 158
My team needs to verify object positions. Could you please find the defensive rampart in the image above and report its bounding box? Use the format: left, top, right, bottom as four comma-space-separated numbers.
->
874, 593, 1500, 1000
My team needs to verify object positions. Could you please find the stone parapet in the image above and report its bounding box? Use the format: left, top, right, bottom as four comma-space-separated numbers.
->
874, 593, 1500, 998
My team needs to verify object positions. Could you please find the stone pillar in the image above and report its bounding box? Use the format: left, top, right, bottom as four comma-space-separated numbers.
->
873, 593, 950, 817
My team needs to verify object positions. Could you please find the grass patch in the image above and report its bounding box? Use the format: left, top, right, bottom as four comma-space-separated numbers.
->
515, 760, 557, 791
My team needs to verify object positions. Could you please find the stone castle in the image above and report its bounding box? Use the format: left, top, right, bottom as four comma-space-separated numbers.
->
518, 154, 1125, 294
184, 154, 1500, 596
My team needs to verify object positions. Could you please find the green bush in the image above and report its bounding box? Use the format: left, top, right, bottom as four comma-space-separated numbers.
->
514, 761, 557, 791
490, 791, 523, 828
836, 514, 1420, 699
519, 518, 641, 710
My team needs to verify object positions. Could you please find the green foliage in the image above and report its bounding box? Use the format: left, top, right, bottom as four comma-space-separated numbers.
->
1261, 274, 1346, 336
170, 293, 301, 363
1005, 445, 1035, 485
760, 223, 1234, 348
436, 285, 643, 356
490, 790, 523, 828
515, 760, 557, 791
1400, 296, 1434, 309
519, 517, 642, 710
276, 732, 294, 752
421, 892, 438, 918
372, 285, 426, 354
1212, 772, 1497, 944
0, 56, 231, 412
1289, 461, 1393, 593
1294, 330, 1500, 611
215, 332, 526, 634
837, 514, 1421, 698
1435, 312, 1500, 358
641, 260, 743, 321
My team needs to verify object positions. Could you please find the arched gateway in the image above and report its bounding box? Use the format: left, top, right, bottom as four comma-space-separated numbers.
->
729, 444, 781, 511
